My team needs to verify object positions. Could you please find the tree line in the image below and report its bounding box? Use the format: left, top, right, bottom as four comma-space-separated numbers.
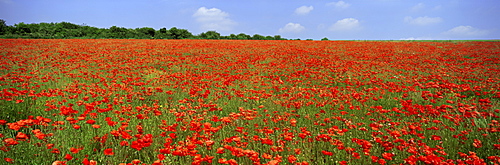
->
0, 19, 288, 40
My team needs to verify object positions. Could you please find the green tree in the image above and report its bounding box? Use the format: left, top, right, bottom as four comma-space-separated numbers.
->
108, 26, 129, 38
136, 27, 155, 38
36, 22, 54, 37
199, 31, 221, 39
167, 27, 193, 39
65, 29, 84, 38
166, 27, 179, 39
154, 28, 168, 39
16, 22, 28, 34
159, 28, 167, 34
0, 19, 8, 35
13, 22, 40, 38
0, 20, 289, 40
321, 37, 329, 41
79, 25, 101, 38
236, 33, 250, 40
251, 34, 265, 40
58, 22, 80, 29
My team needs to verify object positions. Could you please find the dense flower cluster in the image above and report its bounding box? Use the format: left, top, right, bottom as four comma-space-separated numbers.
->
0, 39, 499, 164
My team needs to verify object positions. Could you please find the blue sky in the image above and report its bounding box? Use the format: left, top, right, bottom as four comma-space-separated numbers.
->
1, 0, 499, 40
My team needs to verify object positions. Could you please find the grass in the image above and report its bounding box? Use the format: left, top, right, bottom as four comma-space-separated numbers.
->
0, 39, 499, 164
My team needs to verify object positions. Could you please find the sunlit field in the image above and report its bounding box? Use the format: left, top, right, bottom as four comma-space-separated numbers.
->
1, 39, 499, 165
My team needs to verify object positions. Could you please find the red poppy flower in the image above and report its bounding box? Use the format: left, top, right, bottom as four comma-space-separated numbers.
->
431, 135, 441, 141
321, 150, 333, 156
86, 119, 96, 124
216, 147, 225, 154
15, 132, 28, 141
70, 147, 83, 154
52, 160, 66, 165
227, 159, 237, 165
290, 118, 297, 126
205, 140, 215, 147
4, 158, 14, 163
120, 141, 129, 146
263, 153, 272, 159
64, 154, 73, 160
382, 152, 394, 160
104, 148, 114, 155
494, 144, 500, 150
288, 155, 297, 163
473, 139, 482, 148
131, 159, 141, 164
72, 125, 81, 129
3, 138, 19, 146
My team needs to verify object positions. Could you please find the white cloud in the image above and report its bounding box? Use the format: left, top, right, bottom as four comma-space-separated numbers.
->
442, 26, 489, 38
295, 6, 314, 15
193, 7, 237, 32
399, 37, 434, 40
327, 1, 350, 9
404, 16, 442, 26
279, 23, 305, 33
411, 3, 425, 12
329, 18, 361, 31
400, 37, 417, 40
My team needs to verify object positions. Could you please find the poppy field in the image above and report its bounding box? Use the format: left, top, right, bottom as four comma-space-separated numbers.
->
1, 39, 499, 165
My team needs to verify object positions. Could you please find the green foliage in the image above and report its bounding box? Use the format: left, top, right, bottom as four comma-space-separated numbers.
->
237, 33, 251, 40
0, 19, 8, 35
165, 27, 193, 39
199, 31, 221, 39
252, 34, 265, 40
159, 27, 167, 34
14, 22, 32, 34
136, 27, 156, 38
0, 19, 288, 40
273, 35, 283, 40
59, 22, 80, 29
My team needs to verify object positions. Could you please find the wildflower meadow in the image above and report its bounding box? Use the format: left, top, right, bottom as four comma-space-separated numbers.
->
1, 39, 499, 164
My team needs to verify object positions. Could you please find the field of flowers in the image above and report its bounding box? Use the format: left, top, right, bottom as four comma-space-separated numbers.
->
0, 39, 499, 164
